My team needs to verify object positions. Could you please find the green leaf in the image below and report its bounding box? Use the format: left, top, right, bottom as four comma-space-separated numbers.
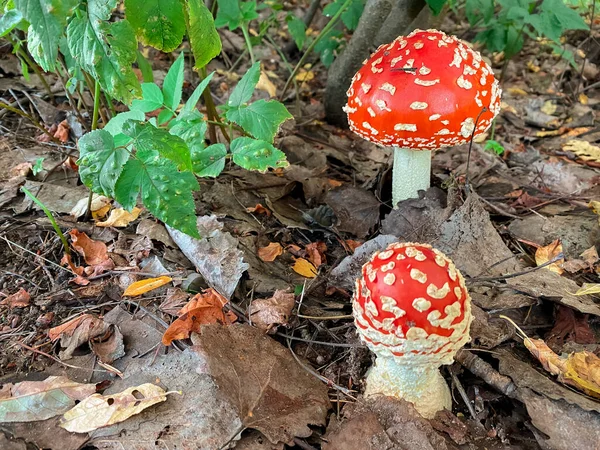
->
465, 0, 494, 24
170, 112, 207, 148
125, 0, 185, 52
78, 129, 130, 197
123, 120, 192, 172
136, 50, 154, 82
230, 137, 288, 172
214, 0, 242, 29
67, 0, 141, 104
286, 14, 305, 50
426, 0, 448, 15
226, 99, 292, 143
192, 143, 226, 177
484, 140, 504, 155
104, 110, 146, 136
314, 29, 342, 67
157, 108, 174, 125
163, 52, 185, 111
186, 0, 222, 69
0, 9, 22, 37
228, 61, 260, 107
541, 0, 587, 32
240, 1, 258, 22
32, 157, 44, 176
15, 0, 78, 71
180, 71, 215, 116
115, 157, 200, 237
131, 83, 164, 113
342, 0, 364, 30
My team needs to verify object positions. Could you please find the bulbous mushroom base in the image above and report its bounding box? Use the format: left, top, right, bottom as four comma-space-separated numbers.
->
364, 356, 451, 419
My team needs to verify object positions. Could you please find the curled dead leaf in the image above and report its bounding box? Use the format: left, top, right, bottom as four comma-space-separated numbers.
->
249, 290, 295, 332
70, 230, 109, 266
256, 70, 277, 97
292, 258, 317, 278
97, 207, 142, 227
535, 239, 564, 275
305, 242, 327, 268
123, 276, 172, 297
257, 242, 283, 262
246, 203, 271, 216
0, 288, 31, 308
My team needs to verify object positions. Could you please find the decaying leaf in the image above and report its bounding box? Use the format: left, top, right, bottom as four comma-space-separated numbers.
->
97, 207, 142, 227
162, 288, 236, 345
305, 242, 327, 268
246, 203, 271, 216
563, 140, 600, 163
70, 194, 112, 219
159, 288, 190, 316
0, 288, 31, 308
257, 242, 283, 262
256, 70, 277, 97
535, 239, 564, 275
249, 290, 295, 332
123, 276, 172, 297
60, 254, 90, 286
60, 384, 168, 433
574, 283, 600, 296
69, 230, 109, 266
0, 376, 96, 423
292, 258, 317, 278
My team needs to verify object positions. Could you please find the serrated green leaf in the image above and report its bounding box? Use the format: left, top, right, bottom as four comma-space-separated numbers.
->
286, 15, 306, 50
104, 110, 145, 136
157, 108, 174, 125
125, 0, 185, 52
15, 0, 78, 71
123, 120, 192, 171
78, 129, 130, 197
115, 158, 200, 237
342, 0, 364, 30
186, 0, 221, 69
163, 52, 185, 111
180, 71, 215, 117
230, 137, 288, 172
240, 1, 258, 22
541, 0, 588, 32
314, 29, 342, 67
425, 0, 447, 15
131, 83, 164, 113
192, 143, 226, 177
32, 157, 44, 175
66, 0, 141, 104
170, 113, 207, 148
226, 99, 292, 143
228, 61, 260, 107
214, 0, 242, 29
0, 9, 22, 37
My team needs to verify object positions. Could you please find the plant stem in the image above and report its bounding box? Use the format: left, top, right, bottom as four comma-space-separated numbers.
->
281, 0, 353, 98
16, 47, 53, 100
0, 101, 57, 141
85, 80, 102, 221
241, 23, 256, 65
200, 67, 231, 144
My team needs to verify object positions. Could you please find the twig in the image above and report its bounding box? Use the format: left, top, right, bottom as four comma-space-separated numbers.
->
276, 332, 364, 348
15, 341, 112, 374
455, 349, 517, 398
468, 253, 564, 283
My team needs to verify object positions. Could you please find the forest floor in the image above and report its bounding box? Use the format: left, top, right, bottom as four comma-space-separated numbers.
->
1, 6, 600, 450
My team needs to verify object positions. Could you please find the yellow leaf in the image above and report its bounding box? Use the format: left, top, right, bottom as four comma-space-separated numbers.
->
540, 100, 556, 115
92, 203, 111, 220
256, 70, 277, 97
574, 283, 600, 296
536, 129, 564, 137
562, 140, 600, 163
506, 87, 528, 96
534, 239, 564, 275
588, 200, 600, 216
97, 207, 142, 227
295, 68, 315, 82
563, 351, 600, 398
123, 276, 172, 297
292, 258, 317, 278
526, 61, 540, 73
579, 93, 589, 105
60, 384, 168, 433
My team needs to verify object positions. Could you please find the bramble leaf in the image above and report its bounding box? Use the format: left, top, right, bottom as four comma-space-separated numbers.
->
122, 120, 192, 172
78, 129, 129, 197
186, 0, 221, 69
162, 52, 184, 111
114, 157, 200, 237
66, 0, 141, 104
125, 0, 185, 52
131, 83, 164, 113
226, 99, 292, 143
170, 112, 207, 148
425, 0, 447, 16
230, 137, 288, 172
0, 9, 23, 37
180, 71, 215, 116
228, 61, 260, 107
192, 143, 227, 178
286, 14, 306, 50
214, 0, 242, 30
104, 110, 145, 137
15, 0, 78, 71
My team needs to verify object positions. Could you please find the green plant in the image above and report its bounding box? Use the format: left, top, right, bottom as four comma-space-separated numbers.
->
77, 56, 292, 237
484, 139, 505, 155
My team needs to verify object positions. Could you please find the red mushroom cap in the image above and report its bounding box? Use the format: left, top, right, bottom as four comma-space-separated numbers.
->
343, 29, 501, 150
353, 242, 472, 364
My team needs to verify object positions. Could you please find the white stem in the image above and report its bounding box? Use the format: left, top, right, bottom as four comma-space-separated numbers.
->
364, 355, 451, 419
392, 147, 432, 208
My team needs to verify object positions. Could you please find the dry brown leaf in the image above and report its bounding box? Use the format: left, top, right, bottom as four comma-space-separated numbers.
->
257, 242, 283, 262
159, 288, 190, 316
9, 162, 32, 177
97, 207, 142, 227
524, 338, 566, 376
123, 276, 172, 297
292, 258, 317, 278
256, 70, 277, 97
60, 383, 168, 433
305, 242, 327, 268
162, 288, 236, 345
70, 230, 109, 266
53, 120, 70, 143
0, 376, 97, 423
344, 240, 363, 253
535, 239, 564, 274
246, 203, 271, 216
249, 290, 295, 332
60, 253, 90, 286
0, 288, 31, 308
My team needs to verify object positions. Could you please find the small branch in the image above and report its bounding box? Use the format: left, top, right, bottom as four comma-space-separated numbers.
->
0, 101, 57, 142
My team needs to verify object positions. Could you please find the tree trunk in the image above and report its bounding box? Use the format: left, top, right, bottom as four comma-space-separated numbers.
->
374, 0, 426, 47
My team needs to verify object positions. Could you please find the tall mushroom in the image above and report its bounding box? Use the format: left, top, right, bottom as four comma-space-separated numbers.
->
353, 242, 472, 418
344, 29, 502, 207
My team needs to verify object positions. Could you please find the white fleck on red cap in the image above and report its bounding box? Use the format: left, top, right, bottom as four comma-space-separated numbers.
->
343, 29, 502, 150
353, 242, 472, 365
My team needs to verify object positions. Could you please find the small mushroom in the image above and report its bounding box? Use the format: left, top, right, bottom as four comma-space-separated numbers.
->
352, 241, 472, 418
344, 29, 502, 207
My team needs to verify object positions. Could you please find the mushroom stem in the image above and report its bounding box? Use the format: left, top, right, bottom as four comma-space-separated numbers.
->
392, 147, 432, 207
364, 355, 451, 419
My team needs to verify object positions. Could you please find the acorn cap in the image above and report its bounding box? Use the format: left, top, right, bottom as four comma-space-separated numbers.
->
344, 29, 502, 150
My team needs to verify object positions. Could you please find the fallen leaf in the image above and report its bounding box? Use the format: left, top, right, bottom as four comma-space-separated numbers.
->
295, 68, 315, 82
535, 239, 564, 274
0, 288, 30, 308
257, 242, 283, 262
548, 306, 595, 345
60, 384, 168, 433
506, 87, 528, 96
246, 203, 271, 216
60, 253, 89, 286
563, 351, 600, 399
70, 229, 109, 266
96, 207, 142, 227
344, 240, 363, 253
54, 120, 70, 142
563, 140, 600, 163
579, 93, 589, 105
305, 242, 327, 268
162, 288, 236, 345
256, 70, 277, 97
9, 162, 32, 177
540, 100, 556, 115
0, 376, 96, 423
159, 288, 190, 316
123, 276, 172, 297
70, 195, 112, 219
574, 283, 600, 296
249, 290, 295, 332
292, 258, 317, 278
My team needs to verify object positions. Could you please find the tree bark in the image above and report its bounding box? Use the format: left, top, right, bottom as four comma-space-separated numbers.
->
373, 0, 426, 47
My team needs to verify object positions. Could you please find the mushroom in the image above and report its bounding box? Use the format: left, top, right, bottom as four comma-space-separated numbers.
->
352, 241, 472, 418
343, 29, 502, 207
